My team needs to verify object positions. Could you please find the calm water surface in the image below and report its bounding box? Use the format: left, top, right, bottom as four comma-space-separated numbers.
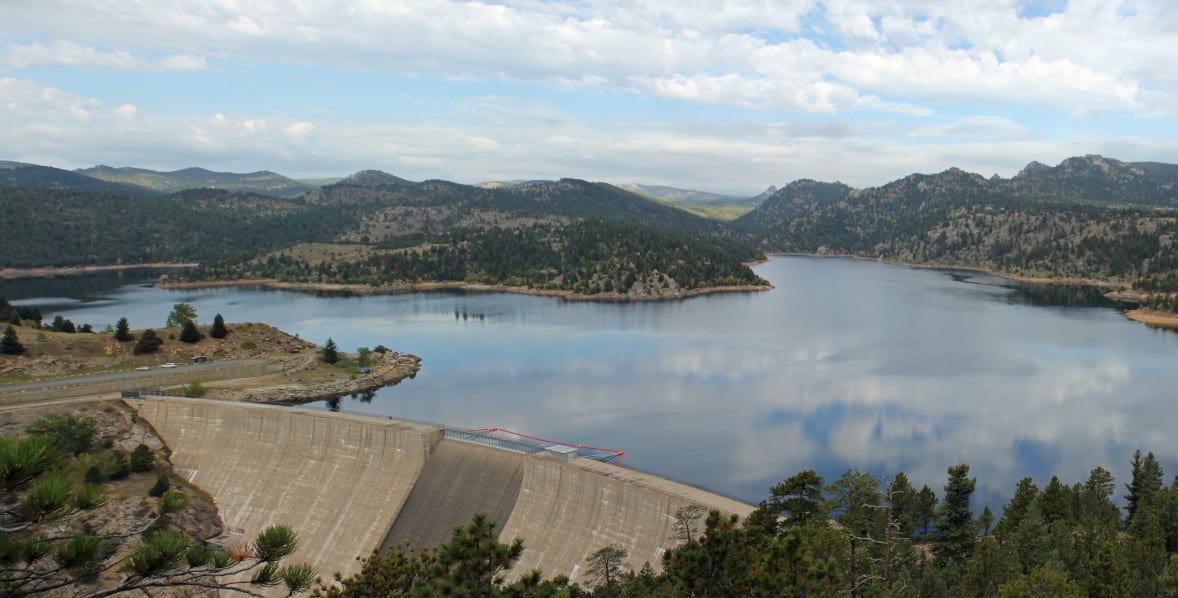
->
4, 257, 1174, 508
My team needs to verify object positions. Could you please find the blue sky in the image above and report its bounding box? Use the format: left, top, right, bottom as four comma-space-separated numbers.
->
2, 1, 1176, 194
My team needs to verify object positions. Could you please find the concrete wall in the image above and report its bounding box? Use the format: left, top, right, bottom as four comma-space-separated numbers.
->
131, 398, 440, 579
382, 440, 525, 552
501, 456, 753, 581
131, 397, 752, 586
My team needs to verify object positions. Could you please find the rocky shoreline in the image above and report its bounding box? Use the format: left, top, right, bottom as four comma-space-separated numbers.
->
157, 278, 774, 302
229, 352, 422, 404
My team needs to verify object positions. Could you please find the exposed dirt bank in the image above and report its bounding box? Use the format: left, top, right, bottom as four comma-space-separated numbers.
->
1124, 309, 1178, 330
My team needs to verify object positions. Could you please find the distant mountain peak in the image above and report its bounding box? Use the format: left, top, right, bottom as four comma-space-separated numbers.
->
335, 170, 416, 187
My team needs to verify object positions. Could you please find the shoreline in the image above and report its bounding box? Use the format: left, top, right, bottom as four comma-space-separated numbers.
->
156, 278, 775, 302
0, 262, 198, 279
1123, 309, 1178, 330
230, 352, 422, 405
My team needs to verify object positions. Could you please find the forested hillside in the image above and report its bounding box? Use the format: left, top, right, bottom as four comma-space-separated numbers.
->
183, 220, 768, 296
735, 155, 1178, 291
0, 161, 161, 198
0, 188, 358, 267
0, 174, 767, 297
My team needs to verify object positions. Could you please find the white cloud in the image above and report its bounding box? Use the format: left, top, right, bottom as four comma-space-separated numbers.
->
6, 75, 1176, 192
909, 115, 1029, 139
114, 103, 137, 120
1, 1, 1172, 116
2, 40, 207, 71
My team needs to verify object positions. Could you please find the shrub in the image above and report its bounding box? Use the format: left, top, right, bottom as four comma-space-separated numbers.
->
133, 329, 163, 355
130, 444, 154, 473
27, 413, 95, 456
178, 320, 203, 343
148, 475, 170, 497
182, 380, 206, 398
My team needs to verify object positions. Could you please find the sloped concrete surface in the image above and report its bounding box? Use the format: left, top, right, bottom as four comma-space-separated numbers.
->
382, 441, 525, 552
131, 398, 440, 579
500, 457, 753, 581
131, 397, 751, 585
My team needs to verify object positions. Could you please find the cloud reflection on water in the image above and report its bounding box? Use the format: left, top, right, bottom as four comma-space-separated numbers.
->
20, 257, 1178, 510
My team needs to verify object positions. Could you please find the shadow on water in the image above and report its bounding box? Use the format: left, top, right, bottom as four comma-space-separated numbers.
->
945, 272, 1128, 309
0, 269, 189, 303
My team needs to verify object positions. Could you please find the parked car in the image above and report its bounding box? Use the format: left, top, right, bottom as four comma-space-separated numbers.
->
161, 362, 178, 368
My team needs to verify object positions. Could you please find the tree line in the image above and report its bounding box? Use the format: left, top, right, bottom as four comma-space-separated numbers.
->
323, 450, 1178, 597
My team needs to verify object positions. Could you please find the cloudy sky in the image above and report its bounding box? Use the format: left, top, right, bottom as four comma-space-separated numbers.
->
2, 1, 1177, 194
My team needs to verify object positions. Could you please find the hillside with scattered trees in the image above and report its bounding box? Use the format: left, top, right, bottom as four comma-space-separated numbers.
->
734, 155, 1178, 293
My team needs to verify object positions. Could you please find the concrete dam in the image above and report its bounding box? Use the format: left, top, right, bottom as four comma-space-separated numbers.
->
129, 397, 753, 583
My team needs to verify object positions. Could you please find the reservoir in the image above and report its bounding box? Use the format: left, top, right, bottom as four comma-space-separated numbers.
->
3, 256, 1173, 509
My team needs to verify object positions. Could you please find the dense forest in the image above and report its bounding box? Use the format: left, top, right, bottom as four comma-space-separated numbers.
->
304, 450, 1178, 597
181, 220, 768, 295
0, 187, 362, 267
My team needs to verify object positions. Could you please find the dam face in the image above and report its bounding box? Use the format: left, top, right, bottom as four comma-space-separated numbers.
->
130, 397, 751, 583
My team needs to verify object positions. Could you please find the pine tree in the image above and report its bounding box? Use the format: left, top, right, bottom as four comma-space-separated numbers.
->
585, 544, 629, 597
1125, 450, 1164, 528
321, 338, 340, 364
178, 320, 202, 343
914, 484, 937, 537
114, 316, 133, 342
133, 329, 163, 355
0, 325, 25, 355
210, 313, 228, 339
933, 463, 978, 563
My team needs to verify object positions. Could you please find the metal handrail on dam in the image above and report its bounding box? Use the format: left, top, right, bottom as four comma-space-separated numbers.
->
443, 427, 624, 463
443, 428, 548, 455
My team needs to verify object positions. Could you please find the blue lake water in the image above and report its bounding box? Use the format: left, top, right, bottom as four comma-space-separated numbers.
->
4, 256, 1174, 509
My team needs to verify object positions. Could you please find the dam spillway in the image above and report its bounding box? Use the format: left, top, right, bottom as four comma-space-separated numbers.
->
129, 397, 752, 582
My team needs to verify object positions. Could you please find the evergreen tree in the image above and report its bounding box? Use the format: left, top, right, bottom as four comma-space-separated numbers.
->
933, 463, 978, 564
1040, 475, 1076, 524
130, 443, 154, 472
210, 313, 228, 339
26, 413, 95, 456
979, 505, 994, 535
114, 316, 133, 342
754, 469, 827, 530
1125, 449, 1164, 527
133, 329, 163, 355
178, 319, 203, 343
998, 477, 1039, 538
431, 512, 523, 598
1, 325, 25, 355
887, 472, 918, 537
914, 485, 937, 537
321, 338, 340, 364
585, 544, 629, 597
1079, 466, 1119, 530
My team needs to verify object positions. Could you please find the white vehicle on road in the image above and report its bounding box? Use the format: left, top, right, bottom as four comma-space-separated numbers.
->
161, 363, 178, 368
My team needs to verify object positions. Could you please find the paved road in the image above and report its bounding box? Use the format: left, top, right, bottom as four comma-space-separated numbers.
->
0, 359, 271, 395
